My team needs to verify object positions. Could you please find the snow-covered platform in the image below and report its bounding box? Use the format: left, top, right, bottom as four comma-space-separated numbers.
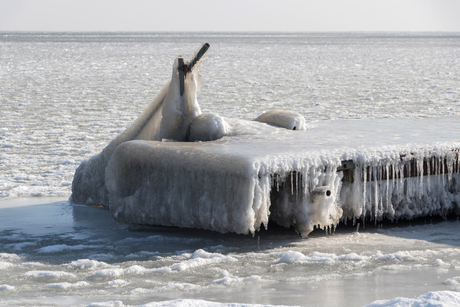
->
105, 117, 460, 236
71, 46, 460, 236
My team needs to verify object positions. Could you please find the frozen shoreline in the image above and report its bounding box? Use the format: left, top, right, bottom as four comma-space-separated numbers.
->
0, 196, 70, 208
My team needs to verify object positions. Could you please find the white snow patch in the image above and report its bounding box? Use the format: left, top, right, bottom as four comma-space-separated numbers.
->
255, 109, 306, 130
0, 261, 14, 269
87, 301, 124, 307
65, 259, 111, 270
170, 249, 237, 271
337, 253, 369, 261
149, 267, 173, 274
103, 279, 129, 287
278, 251, 368, 264
373, 251, 417, 261
0, 284, 15, 291
23, 270, 76, 280
212, 275, 262, 285
444, 276, 460, 286
22, 262, 46, 267
6, 242, 37, 251
0, 253, 21, 261
45, 281, 90, 289
365, 290, 460, 307
91, 265, 147, 279
38, 244, 101, 253
142, 299, 296, 307
278, 251, 306, 263
158, 282, 200, 292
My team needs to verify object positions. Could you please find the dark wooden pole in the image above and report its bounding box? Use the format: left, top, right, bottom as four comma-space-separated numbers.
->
178, 57, 185, 96
177, 43, 210, 96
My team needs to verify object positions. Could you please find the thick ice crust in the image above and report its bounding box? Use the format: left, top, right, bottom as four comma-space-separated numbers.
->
105, 140, 267, 234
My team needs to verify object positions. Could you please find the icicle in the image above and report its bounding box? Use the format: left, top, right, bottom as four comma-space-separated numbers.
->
406, 159, 411, 196
399, 162, 404, 198
447, 152, 454, 182
385, 163, 390, 213
426, 156, 431, 193
417, 156, 423, 200
296, 171, 299, 198
302, 168, 308, 199
362, 164, 367, 221
435, 155, 440, 186
377, 164, 382, 218
457, 151, 460, 174
373, 166, 378, 223
441, 155, 445, 187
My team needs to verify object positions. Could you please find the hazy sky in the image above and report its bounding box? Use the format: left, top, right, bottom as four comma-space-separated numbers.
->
1, 0, 460, 32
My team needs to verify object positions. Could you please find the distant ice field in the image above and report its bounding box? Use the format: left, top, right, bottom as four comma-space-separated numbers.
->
1, 32, 460, 199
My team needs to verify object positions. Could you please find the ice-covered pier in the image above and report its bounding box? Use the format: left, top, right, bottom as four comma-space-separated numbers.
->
71, 45, 460, 236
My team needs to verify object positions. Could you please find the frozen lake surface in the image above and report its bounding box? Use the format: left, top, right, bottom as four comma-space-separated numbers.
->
1, 32, 460, 306
2, 198, 460, 307
2, 32, 460, 200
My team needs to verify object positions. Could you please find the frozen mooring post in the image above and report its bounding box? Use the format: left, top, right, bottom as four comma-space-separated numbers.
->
71, 44, 460, 237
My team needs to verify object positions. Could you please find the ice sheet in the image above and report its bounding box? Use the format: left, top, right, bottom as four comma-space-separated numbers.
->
2, 198, 460, 307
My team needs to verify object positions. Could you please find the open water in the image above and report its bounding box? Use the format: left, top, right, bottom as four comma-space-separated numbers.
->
1, 32, 460, 306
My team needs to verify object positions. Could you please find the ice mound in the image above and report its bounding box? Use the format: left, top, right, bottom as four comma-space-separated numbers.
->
255, 109, 306, 131
365, 290, 460, 307
188, 113, 229, 142
72, 45, 460, 237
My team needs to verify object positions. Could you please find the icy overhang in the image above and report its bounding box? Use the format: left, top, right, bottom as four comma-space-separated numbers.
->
103, 116, 460, 236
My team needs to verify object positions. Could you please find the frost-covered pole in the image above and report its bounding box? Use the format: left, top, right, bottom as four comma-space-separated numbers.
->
189, 42, 210, 70
178, 43, 210, 96
178, 57, 186, 96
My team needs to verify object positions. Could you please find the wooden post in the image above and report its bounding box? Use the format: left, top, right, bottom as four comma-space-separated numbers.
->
177, 43, 210, 97
178, 57, 185, 96
189, 43, 210, 71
